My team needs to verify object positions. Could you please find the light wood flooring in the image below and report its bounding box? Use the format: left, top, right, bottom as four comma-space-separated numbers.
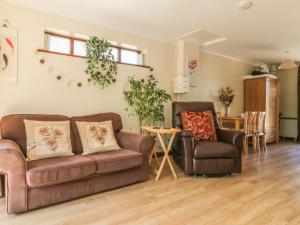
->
1, 142, 300, 225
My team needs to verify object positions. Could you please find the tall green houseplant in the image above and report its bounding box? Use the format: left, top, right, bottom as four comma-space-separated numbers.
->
124, 75, 172, 128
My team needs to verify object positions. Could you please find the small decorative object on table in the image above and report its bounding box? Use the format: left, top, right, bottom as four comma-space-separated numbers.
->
141, 126, 180, 181
218, 87, 234, 116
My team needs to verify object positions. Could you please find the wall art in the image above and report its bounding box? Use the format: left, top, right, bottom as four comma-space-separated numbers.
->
0, 27, 18, 84
185, 56, 198, 87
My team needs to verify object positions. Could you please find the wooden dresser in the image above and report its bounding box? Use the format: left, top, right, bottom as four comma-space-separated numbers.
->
244, 75, 280, 143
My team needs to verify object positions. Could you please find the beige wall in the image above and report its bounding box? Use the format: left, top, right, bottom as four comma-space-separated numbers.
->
0, 2, 254, 132
276, 68, 298, 138
179, 42, 253, 116
276, 68, 298, 118
0, 2, 176, 132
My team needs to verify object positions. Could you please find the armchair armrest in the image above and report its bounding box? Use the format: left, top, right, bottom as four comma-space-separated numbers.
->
0, 139, 27, 213
216, 128, 244, 151
180, 130, 195, 138
174, 130, 195, 174
116, 131, 155, 156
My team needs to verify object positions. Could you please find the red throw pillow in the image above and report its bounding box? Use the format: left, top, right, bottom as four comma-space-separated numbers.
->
181, 111, 217, 141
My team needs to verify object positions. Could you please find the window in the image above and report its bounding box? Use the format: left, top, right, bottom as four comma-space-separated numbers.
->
73, 40, 86, 56
121, 49, 138, 64
44, 31, 143, 66
48, 36, 70, 54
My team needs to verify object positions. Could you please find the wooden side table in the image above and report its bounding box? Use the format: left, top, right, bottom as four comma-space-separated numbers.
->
219, 116, 244, 130
141, 126, 180, 181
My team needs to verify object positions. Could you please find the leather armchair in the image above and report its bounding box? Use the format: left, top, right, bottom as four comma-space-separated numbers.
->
172, 101, 243, 175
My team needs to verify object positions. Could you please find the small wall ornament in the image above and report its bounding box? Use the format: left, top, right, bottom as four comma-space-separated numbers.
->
85, 36, 118, 89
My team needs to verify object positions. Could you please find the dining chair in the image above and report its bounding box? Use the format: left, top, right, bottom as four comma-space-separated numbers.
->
255, 111, 267, 152
243, 111, 258, 154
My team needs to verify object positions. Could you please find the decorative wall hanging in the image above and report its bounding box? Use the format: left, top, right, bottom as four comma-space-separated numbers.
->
85, 36, 118, 89
185, 56, 198, 87
123, 74, 172, 129
0, 21, 18, 84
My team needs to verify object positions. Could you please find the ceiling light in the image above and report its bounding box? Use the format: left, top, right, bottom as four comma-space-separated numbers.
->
237, 1, 254, 10
278, 59, 298, 70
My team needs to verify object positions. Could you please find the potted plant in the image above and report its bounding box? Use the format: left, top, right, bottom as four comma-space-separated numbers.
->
218, 87, 234, 116
123, 75, 172, 132
85, 36, 118, 89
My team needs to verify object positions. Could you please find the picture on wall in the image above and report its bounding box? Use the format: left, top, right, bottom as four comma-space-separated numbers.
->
0, 27, 18, 84
185, 56, 198, 87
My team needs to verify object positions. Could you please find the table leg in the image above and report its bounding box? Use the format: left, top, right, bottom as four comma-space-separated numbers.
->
155, 133, 177, 181
235, 120, 240, 130
149, 146, 160, 168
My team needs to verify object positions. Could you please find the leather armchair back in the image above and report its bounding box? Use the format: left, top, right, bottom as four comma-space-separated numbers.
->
172, 101, 220, 129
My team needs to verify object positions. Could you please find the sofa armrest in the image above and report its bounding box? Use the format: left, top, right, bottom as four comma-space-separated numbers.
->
0, 139, 27, 213
116, 131, 155, 156
216, 128, 244, 152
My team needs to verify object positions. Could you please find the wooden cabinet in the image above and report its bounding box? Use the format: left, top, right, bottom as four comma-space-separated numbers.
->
244, 76, 280, 143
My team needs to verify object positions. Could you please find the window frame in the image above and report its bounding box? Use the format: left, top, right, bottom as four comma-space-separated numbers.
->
45, 31, 142, 64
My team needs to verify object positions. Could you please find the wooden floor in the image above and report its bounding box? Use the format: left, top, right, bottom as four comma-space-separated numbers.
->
1, 142, 300, 225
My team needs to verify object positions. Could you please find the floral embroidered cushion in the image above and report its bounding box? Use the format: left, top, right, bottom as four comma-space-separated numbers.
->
181, 111, 217, 141
75, 120, 120, 155
24, 120, 73, 160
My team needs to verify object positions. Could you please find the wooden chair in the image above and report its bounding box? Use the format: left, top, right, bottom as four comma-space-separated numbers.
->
217, 112, 223, 127
255, 111, 267, 152
243, 111, 258, 154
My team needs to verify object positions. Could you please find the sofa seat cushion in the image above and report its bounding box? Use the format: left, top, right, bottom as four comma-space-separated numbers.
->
26, 155, 96, 187
85, 149, 143, 174
194, 141, 238, 159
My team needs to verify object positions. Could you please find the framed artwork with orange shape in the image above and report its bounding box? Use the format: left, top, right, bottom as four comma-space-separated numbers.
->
0, 27, 18, 84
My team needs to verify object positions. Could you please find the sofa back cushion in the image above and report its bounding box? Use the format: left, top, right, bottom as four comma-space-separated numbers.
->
1, 114, 70, 157
70, 113, 123, 154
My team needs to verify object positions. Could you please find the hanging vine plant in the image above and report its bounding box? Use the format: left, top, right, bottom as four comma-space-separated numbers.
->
85, 36, 118, 89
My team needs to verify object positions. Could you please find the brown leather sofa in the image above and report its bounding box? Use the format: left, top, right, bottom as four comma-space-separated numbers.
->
172, 101, 243, 175
0, 113, 154, 214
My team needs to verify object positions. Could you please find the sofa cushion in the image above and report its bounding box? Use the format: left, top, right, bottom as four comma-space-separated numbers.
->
85, 149, 143, 174
70, 113, 123, 154
76, 120, 120, 155
194, 141, 238, 159
181, 111, 217, 141
24, 120, 73, 160
26, 155, 96, 187
1, 114, 70, 157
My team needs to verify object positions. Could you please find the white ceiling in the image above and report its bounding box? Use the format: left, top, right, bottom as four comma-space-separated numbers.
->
3, 0, 300, 64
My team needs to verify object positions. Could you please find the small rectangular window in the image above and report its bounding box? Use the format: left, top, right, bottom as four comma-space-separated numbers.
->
111, 47, 119, 61
74, 40, 86, 56
121, 49, 138, 64
48, 36, 70, 54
